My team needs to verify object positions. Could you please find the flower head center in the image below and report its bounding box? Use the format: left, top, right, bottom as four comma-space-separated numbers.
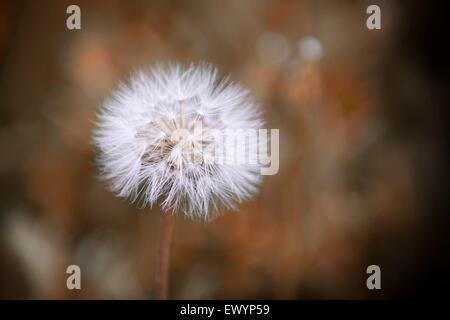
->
137, 102, 216, 170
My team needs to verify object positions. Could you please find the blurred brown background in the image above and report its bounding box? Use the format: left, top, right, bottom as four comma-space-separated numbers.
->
0, 0, 448, 299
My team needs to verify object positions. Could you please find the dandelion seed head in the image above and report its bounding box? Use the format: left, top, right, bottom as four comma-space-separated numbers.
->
93, 62, 264, 221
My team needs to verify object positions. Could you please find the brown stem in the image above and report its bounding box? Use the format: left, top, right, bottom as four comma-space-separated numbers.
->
157, 209, 175, 300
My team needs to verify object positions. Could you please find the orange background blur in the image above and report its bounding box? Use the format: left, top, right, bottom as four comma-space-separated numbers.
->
0, 0, 448, 299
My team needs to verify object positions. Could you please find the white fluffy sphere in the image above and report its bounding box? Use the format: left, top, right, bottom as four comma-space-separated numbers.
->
93, 62, 264, 221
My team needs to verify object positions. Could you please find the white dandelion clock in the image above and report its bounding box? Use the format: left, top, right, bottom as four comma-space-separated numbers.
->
92, 62, 265, 299
93, 62, 264, 221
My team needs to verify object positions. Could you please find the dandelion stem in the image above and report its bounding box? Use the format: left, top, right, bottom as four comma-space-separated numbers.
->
157, 209, 175, 300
